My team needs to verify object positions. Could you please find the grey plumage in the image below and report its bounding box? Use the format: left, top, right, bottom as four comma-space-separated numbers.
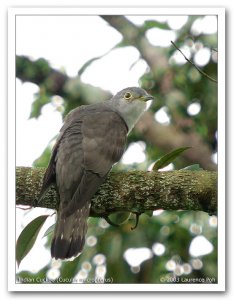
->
39, 87, 153, 259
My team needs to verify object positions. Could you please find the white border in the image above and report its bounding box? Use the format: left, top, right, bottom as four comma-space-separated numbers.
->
8, 7, 17, 293
8, 7, 225, 292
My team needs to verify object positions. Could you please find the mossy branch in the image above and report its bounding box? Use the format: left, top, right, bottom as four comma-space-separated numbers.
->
16, 167, 217, 216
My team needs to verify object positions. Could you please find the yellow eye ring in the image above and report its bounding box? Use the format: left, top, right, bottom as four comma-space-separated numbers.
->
124, 92, 132, 100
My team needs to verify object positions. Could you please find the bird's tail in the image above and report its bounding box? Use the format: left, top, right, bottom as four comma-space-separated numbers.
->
51, 201, 90, 259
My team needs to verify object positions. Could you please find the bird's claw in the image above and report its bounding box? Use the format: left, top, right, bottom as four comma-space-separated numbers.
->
131, 212, 141, 230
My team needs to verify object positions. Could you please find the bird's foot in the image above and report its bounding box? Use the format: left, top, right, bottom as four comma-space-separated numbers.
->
131, 212, 141, 230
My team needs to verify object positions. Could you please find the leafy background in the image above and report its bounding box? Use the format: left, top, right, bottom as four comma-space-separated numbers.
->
16, 15, 218, 284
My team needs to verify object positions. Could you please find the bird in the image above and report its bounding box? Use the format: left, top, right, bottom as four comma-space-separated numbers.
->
38, 87, 154, 260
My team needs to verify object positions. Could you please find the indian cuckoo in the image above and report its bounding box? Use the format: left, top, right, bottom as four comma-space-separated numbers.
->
38, 87, 154, 259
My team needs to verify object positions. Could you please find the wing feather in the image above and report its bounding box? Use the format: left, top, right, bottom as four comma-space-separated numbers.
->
60, 108, 128, 216
82, 111, 128, 176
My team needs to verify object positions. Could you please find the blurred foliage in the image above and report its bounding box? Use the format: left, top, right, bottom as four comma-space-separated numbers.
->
17, 212, 217, 284
16, 15, 218, 284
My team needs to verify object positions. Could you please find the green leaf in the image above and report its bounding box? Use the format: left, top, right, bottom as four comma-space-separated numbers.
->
16, 215, 49, 267
182, 164, 203, 171
33, 142, 54, 167
43, 223, 55, 238
143, 20, 170, 31
29, 94, 50, 119
152, 147, 191, 171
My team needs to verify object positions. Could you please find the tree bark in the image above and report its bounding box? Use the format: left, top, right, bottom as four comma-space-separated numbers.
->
16, 167, 217, 216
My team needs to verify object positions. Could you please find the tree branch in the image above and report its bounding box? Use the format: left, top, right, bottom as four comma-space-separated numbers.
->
136, 112, 217, 171
100, 15, 168, 76
16, 167, 217, 216
171, 41, 217, 83
16, 56, 112, 106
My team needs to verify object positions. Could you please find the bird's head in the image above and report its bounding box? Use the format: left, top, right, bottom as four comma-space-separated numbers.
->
109, 87, 154, 132
113, 86, 154, 104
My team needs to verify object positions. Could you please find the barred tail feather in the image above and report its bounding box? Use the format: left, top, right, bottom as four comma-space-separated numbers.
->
51, 202, 90, 259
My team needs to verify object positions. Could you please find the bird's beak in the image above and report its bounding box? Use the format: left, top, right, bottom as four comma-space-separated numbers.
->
140, 94, 154, 102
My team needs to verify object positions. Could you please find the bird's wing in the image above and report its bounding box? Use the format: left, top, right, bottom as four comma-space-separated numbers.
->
37, 134, 61, 202
38, 106, 87, 200
59, 108, 128, 217
50, 117, 86, 259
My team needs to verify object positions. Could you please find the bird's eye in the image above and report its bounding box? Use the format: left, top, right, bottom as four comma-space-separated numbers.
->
124, 92, 132, 100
